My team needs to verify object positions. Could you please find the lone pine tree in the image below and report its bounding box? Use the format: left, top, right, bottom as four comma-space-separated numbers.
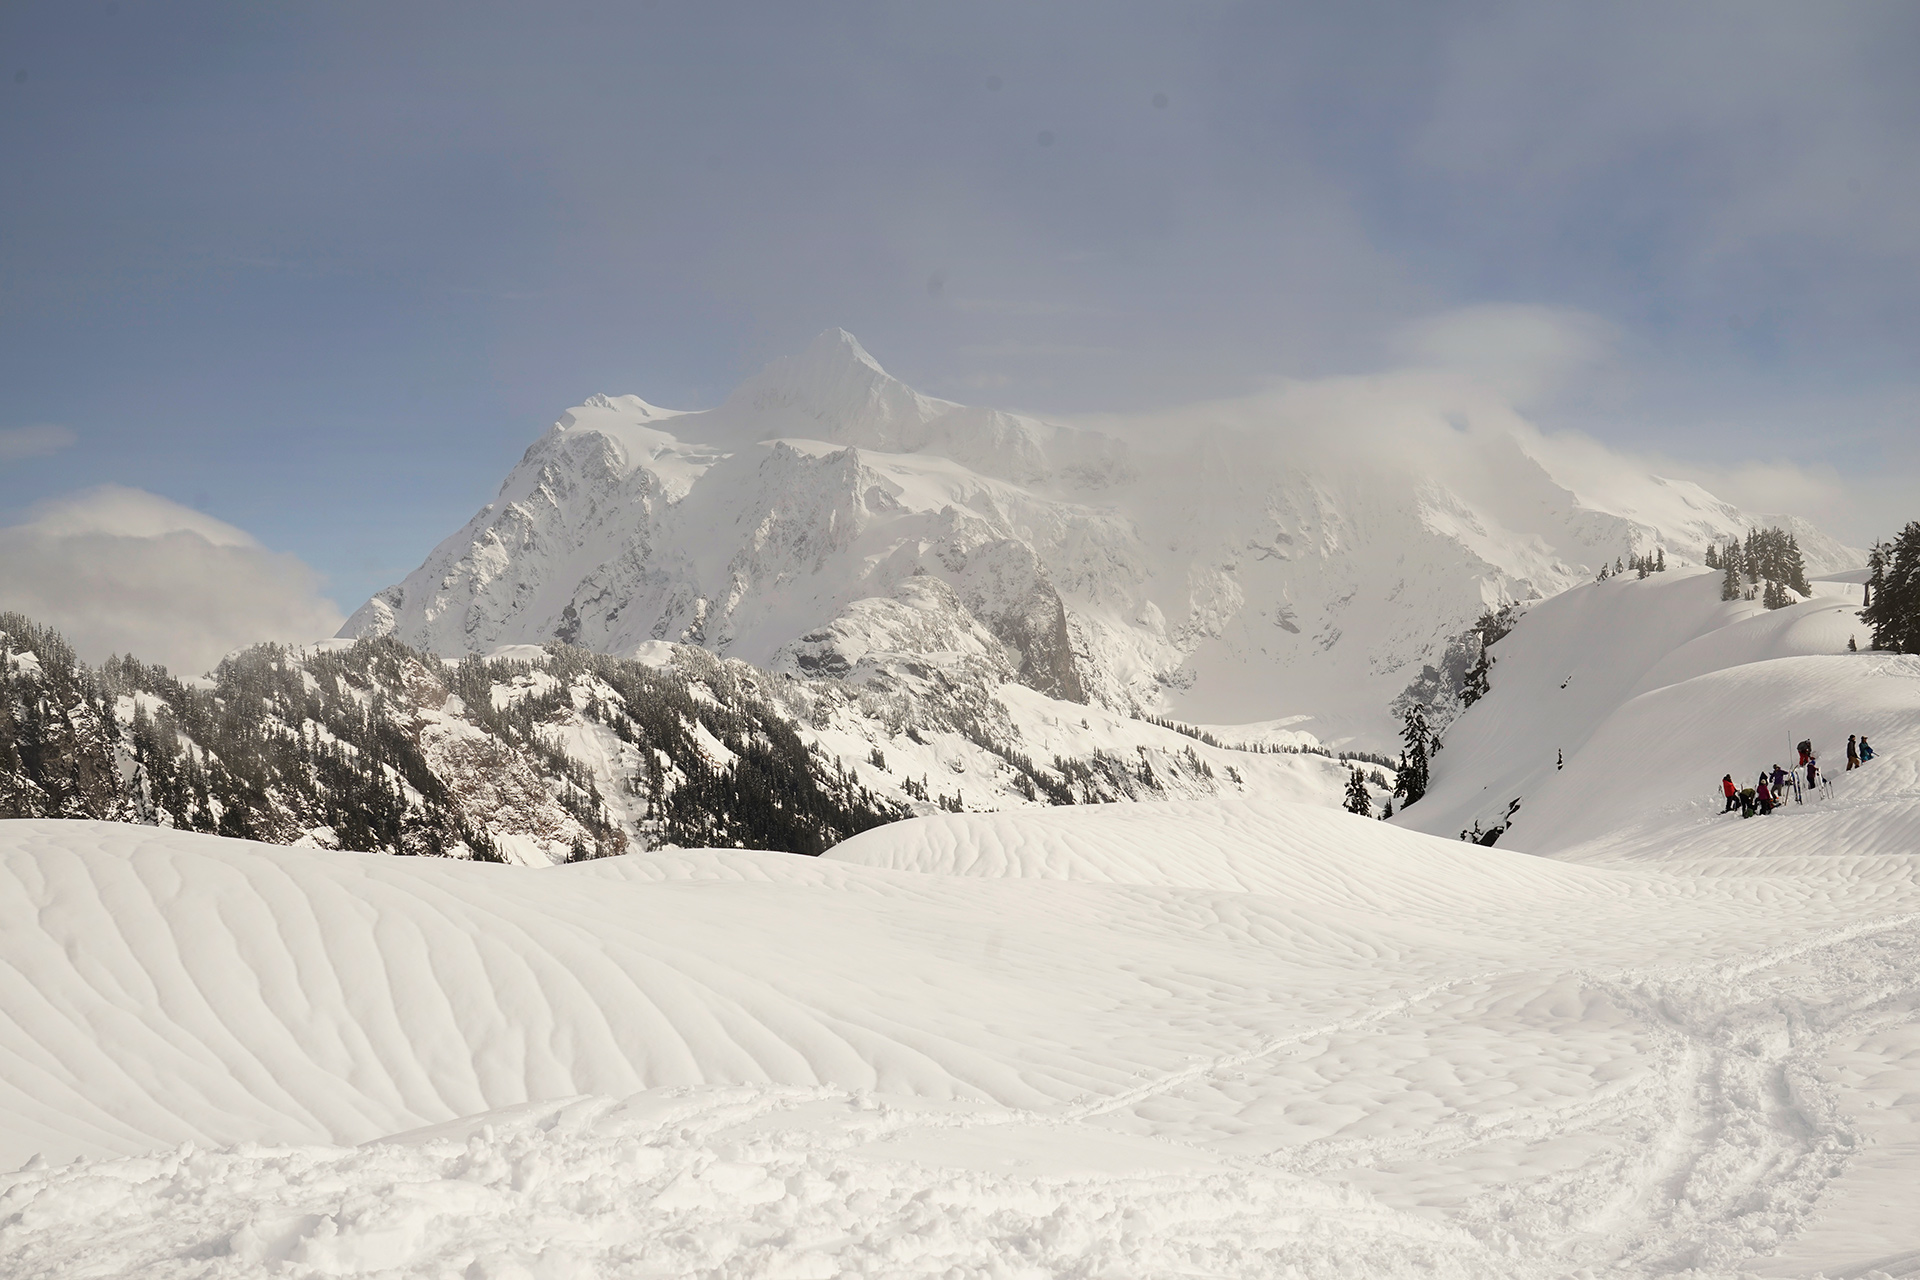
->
1344, 768, 1372, 817
1394, 706, 1432, 808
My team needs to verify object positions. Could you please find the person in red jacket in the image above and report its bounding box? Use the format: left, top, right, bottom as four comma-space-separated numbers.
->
1722, 774, 1738, 813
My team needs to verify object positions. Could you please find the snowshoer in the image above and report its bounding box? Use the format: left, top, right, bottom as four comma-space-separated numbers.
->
1740, 786, 1757, 818
1757, 775, 1773, 815
1807, 756, 1820, 792
1861, 736, 1874, 762
1797, 740, 1813, 767
1770, 764, 1787, 794
1722, 774, 1738, 813
1847, 735, 1859, 770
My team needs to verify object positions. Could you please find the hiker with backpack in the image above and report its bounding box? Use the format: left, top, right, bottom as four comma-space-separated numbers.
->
1721, 774, 1738, 813
1860, 736, 1875, 762
1756, 773, 1774, 815
1847, 735, 1860, 770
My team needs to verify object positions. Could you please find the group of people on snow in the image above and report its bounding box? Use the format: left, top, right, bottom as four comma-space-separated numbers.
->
1719, 734, 1875, 818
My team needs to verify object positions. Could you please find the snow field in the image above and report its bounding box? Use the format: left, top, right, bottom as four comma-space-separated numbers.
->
6, 767, 1920, 1276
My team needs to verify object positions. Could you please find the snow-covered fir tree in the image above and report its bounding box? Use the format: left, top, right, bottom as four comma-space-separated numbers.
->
1394, 706, 1432, 807
1344, 768, 1372, 816
1860, 523, 1920, 653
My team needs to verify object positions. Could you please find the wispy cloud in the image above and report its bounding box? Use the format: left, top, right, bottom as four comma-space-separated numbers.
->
0, 424, 78, 460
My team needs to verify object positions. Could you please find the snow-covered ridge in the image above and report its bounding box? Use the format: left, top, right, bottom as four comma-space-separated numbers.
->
343, 330, 1861, 748
3, 610, 1387, 861
1399, 566, 1918, 856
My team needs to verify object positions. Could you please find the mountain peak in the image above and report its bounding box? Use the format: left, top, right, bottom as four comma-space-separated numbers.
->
804, 328, 888, 377
724, 329, 932, 435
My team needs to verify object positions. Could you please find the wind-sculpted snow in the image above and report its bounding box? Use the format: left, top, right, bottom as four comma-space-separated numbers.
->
6, 772, 1920, 1275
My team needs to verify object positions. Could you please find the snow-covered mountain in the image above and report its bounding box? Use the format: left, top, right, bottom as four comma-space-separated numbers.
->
343, 330, 1859, 747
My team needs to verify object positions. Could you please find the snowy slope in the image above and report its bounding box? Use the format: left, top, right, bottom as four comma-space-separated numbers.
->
342, 330, 1859, 747
1400, 567, 1915, 854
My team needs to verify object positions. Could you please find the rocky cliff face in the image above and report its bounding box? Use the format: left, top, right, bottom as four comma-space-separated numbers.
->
343, 330, 1859, 748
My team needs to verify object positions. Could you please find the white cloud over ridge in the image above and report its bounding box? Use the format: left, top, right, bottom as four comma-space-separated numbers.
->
0, 486, 344, 675
1066, 304, 1872, 565
1392, 305, 1618, 407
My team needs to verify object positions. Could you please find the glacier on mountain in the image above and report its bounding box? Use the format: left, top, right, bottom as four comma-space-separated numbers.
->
343, 330, 1857, 746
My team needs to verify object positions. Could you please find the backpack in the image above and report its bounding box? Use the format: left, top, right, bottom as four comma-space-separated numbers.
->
1797, 739, 1812, 758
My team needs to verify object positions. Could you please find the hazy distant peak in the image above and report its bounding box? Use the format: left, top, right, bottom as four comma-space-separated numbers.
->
569, 393, 679, 422
807, 327, 888, 377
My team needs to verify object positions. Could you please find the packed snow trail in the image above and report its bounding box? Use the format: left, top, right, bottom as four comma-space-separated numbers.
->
0, 1089, 1505, 1280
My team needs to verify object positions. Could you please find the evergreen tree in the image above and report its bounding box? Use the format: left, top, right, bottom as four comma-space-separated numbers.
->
1785, 534, 1809, 594
1393, 707, 1431, 807
1379, 797, 1393, 820
1860, 523, 1920, 653
1864, 540, 1888, 615
1720, 557, 1742, 602
1343, 769, 1372, 816
1705, 543, 1720, 570
1655, 547, 1666, 572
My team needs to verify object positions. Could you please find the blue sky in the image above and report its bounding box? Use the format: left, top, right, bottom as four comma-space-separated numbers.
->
3, 1, 1917, 664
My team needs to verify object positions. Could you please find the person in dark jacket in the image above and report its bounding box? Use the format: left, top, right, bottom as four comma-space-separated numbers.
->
1722, 774, 1739, 813
1757, 775, 1773, 815
1847, 735, 1860, 770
